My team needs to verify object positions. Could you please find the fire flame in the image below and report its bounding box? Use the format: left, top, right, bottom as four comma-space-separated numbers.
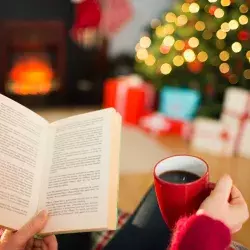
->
9, 57, 54, 95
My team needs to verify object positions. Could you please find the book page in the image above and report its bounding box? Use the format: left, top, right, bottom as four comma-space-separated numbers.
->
38, 109, 117, 233
0, 95, 48, 230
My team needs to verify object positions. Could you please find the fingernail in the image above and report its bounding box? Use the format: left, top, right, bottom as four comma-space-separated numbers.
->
38, 210, 48, 220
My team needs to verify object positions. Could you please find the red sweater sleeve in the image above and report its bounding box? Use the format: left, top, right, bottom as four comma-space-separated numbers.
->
170, 215, 231, 250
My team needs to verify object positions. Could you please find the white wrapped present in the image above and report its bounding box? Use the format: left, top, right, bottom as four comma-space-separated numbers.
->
221, 87, 250, 157
237, 120, 250, 158
221, 87, 250, 130
191, 118, 236, 156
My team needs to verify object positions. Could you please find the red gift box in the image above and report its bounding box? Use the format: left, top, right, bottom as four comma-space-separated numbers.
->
103, 75, 155, 125
139, 112, 192, 139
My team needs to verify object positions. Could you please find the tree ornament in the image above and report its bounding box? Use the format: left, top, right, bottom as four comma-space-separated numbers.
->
209, 5, 217, 15
187, 60, 203, 73
184, 41, 190, 50
238, 30, 250, 41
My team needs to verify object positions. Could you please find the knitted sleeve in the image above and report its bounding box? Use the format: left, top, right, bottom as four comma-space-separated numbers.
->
170, 214, 231, 250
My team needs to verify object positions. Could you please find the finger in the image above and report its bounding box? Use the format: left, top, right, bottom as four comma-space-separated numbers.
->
25, 238, 34, 250
43, 235, 58, 250
230, 186, 249, 222
231, 224, 242, 234
42, 241, 48, 250
212, 175, 233, 201
230, 186, 246, 206
33, 239, 43, 248
13, 210, 48, 246
1, 229, 13, 243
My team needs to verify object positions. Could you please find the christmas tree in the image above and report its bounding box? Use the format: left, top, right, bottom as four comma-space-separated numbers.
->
135, 0, 250, 117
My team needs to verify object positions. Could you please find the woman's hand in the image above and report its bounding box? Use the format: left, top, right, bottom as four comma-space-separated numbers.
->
198, 175, 249, 234
0, 210, 57, 250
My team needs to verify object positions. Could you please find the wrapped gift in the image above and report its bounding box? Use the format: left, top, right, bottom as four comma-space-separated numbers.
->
159, 86, 201, 121
221, 87, 250, 157
139, 112, 192, 139
191, 118, 236, 156
237, 120, 250, 158
103, 74, 155, 125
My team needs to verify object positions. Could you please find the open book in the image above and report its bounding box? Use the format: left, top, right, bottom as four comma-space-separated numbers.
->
0, 94, 121, 234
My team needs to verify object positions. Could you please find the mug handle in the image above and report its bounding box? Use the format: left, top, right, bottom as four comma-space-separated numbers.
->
203, 182, 215, 199
208, 182, 215, 192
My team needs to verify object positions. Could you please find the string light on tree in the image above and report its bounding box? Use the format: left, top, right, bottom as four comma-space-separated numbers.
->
183, 49, 196, 62
246, 51, 250, 62
219, 51, 230, 61
145, 54, 156, 66
160, 63, 172, 75
216, 30, 227, 39
189, 3, 200, 13
239, 15, 248, 25
173, 55, 185, 66
214, 8, 224, 18
231, 42, 242, 53
165, 12, 177, 23
243, 69, 250, 79
134, 0, 250, 119
165, 24, 175, 35
181, 3, 190, 13
239, 4, 248, 14
219, 63, 230, 73
197, 51, 208, 62
176, 15, 188, 26
229, 20, 239, 30
195, 21, 206, 31
221, 22, 230, 32
140, 36, 151, 49
163, 36, 175, 47
188, 37, 199, 48
156, 26, 167, 38
174, 40, 185, 51
136, 48, 148, 60
221, 0, 231, 7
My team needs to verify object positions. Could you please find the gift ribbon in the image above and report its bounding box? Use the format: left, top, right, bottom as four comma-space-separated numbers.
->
193, 129, 231, 155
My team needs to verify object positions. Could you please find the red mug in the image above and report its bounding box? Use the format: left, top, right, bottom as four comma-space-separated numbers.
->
154, 155, 211, 229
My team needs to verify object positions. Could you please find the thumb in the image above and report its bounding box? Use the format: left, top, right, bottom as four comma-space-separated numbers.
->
212, 175, 233, 202
13, 210, 48, 246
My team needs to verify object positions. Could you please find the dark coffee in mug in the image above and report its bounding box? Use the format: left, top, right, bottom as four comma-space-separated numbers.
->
159, 170, 200, 184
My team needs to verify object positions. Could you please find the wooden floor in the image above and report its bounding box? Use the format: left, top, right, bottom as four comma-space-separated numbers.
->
118, 135, 250, 248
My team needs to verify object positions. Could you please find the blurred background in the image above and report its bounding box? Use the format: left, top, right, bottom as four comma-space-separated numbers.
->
0, 0, 171, 106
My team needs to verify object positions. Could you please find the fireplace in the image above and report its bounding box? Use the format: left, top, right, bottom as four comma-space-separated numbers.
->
0, 20, 66, 105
